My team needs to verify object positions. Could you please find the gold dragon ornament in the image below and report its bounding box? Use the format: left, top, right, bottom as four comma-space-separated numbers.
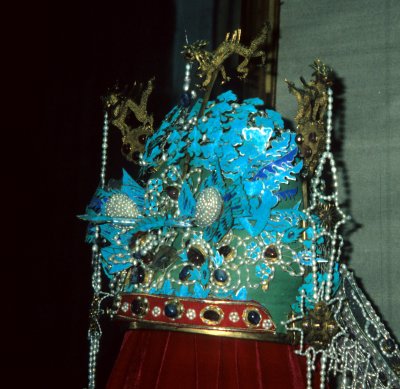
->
182, 22, 270, 116
104, 78, 155, 163
286, 59, 332, 181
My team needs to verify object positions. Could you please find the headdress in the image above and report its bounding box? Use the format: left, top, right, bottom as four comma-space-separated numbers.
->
80, 24, 400, 389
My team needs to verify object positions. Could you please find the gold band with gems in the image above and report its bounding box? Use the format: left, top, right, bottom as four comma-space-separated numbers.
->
115, 293, 293, 342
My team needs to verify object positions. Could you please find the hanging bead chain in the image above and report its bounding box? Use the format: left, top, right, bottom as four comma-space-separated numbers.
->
87, 110, 109, 389
306, 88, 348, 302
182, 30, 192, 94
100, 111, 109, 189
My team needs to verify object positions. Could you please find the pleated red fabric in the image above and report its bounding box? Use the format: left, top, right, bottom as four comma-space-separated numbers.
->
106, 330, 328, 389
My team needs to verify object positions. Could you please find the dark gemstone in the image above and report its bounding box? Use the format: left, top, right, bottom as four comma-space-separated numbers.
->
367, 323, 378, 339
295, 134, 304, 144
247, 310, 261, 325
129, 231, 146, 249
96, 237, 109, 248
122, 143, 132, 155
301, 167, 309, 179
213, 269, 228, 283
218, 245, 232, 257
203, 309, 221, 323
165, 186, 179, 200
179, 92, 191, 107
187, 247, 205, 266
138, 134, 147, 145
130, 265, 145, 284
378, 372, 388, 385
141, 252, 154, 265
165, 302, 179, 318
153, 245, 177, 269
134, 231, 146, 240
309, 132, 317, 143
131, 298, 147, 316
179, 265, 193, 281
264, 245, 278, 259
304, 146, 312, 158
132, 151, 141, 162
382, 338, 395, 353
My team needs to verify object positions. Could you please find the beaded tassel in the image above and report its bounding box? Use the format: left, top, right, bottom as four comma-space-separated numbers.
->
87, 111, 109, 389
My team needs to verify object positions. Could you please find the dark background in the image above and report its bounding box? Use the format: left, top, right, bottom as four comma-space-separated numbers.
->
9, 1, 176, 388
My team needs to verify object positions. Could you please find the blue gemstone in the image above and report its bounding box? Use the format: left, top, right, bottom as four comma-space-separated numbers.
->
179, 265, 193, 281
247, 310, 261, 325
179, 92, 191, 107
165, 303, 179, 318
213, 268, 228, 283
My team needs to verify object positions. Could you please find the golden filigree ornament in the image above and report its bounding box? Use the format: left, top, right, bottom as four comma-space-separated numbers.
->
300, 301, 340, 350
104, 78, 155, 163
286, 59, 333, 179
315, 202, 341, 231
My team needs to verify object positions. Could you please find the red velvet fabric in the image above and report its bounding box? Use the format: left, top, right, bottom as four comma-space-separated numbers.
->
107, 330, 328, 389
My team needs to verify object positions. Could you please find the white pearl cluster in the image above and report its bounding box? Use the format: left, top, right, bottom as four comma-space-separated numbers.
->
152, 306, 161, 317
121, 302, 129, 313
186, 308, 196, 320
195, 187, 223, 227
229, 311, 240, 323
105, 193, 139, 218
262, 319, 272, 329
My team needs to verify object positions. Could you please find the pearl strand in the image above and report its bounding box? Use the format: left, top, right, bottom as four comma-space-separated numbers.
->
183, 63, 191, 92
87, 111, 109, 389
319, 353, 327, 389
100, 111, 109, 188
